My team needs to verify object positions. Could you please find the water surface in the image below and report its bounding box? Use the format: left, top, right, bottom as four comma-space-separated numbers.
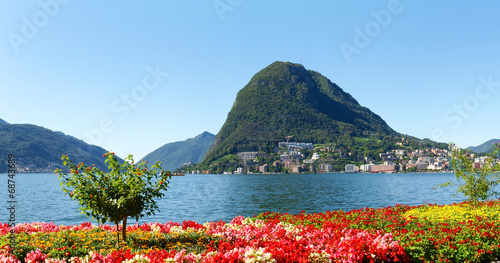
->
0, 172, 466, 225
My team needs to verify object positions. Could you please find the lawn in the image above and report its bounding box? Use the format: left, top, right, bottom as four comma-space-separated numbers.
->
2, 200, 500, 262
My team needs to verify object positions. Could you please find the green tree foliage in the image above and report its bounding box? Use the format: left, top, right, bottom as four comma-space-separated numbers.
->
55, 152, 171, 243
439, 142, 500, 203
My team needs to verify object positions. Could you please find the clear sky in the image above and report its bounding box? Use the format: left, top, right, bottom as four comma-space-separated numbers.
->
1, 1, 499, 159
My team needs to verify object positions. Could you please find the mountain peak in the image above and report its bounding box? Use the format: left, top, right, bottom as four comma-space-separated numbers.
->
195, 131, 215, 140
203, 61, 396, 164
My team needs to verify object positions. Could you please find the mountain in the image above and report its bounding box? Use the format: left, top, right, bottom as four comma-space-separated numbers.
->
142, 131, 215, 171
203, 61, 397, 165
0, 118, 8, 124
0, 122, 113, 173
467, 139, 500, 155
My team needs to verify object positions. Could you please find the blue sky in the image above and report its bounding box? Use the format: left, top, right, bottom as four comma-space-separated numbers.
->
1, 1, 499, 159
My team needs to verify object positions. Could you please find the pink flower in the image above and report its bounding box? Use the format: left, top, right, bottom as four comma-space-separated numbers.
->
25, 249, 48, 263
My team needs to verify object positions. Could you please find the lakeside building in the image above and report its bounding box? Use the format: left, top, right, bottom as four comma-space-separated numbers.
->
370, 164, 396, 173
360, 164, 373, 172
427, 164, 444, 170
345, 164, 357, 173
278, 142, 314, 150
319, 163, 333, 172
280, 151, 303, 161
259, 164, 269, 173
285, 163, 305, 173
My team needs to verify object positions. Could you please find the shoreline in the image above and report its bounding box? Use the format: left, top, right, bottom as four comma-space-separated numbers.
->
1, 171, 455, 175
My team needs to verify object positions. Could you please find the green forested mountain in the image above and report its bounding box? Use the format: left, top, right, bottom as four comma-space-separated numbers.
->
202, 61, 397, 165
0, 122, 113, 173
467, 139, 500, 156
142, 131, 215, 171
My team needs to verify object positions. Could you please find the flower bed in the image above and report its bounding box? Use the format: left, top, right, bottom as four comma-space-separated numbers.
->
2, 200, 500, 262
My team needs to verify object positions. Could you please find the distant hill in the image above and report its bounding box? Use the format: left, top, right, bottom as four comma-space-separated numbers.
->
467, 139, 500, 155
0, 118, 8, 124
203, 61, 398, 165
0, 122, 114, 173
142, 131, 215, 171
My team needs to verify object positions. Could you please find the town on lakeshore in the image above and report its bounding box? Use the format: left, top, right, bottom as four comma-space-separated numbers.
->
182, 139, 499, 175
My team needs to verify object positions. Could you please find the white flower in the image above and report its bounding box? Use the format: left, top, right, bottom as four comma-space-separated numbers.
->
168, 226, 184, 234
244, 247, 275, 263
151, 223, 161, 233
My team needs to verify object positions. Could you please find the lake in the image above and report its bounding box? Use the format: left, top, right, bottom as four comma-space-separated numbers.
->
0, 172, 467, 226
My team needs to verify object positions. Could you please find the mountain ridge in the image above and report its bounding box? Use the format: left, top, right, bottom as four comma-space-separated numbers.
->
467, 138, 500, 155
0, 121, 115, 173
142, 131, 215, 171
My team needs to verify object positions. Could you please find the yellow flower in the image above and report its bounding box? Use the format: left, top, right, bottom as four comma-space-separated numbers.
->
404, 202, 500, 223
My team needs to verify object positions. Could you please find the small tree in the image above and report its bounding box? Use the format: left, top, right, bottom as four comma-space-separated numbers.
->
55, 151, 171, 243
439, 142, 500, 203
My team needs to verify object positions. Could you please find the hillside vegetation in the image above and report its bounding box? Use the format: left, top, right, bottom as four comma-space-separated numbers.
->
142, 132, 215, 171
0, 122, 113, 172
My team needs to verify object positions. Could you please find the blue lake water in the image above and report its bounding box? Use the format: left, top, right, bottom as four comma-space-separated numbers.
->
0, 172, 467, 226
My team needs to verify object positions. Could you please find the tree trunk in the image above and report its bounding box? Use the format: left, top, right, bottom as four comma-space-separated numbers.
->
115, 221, 120, 247
122, 216, 128, 241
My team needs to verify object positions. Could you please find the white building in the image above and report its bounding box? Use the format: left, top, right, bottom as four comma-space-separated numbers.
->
278, 142, 314, 150
345, 164, 357, 173
359, 164, 373, 172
